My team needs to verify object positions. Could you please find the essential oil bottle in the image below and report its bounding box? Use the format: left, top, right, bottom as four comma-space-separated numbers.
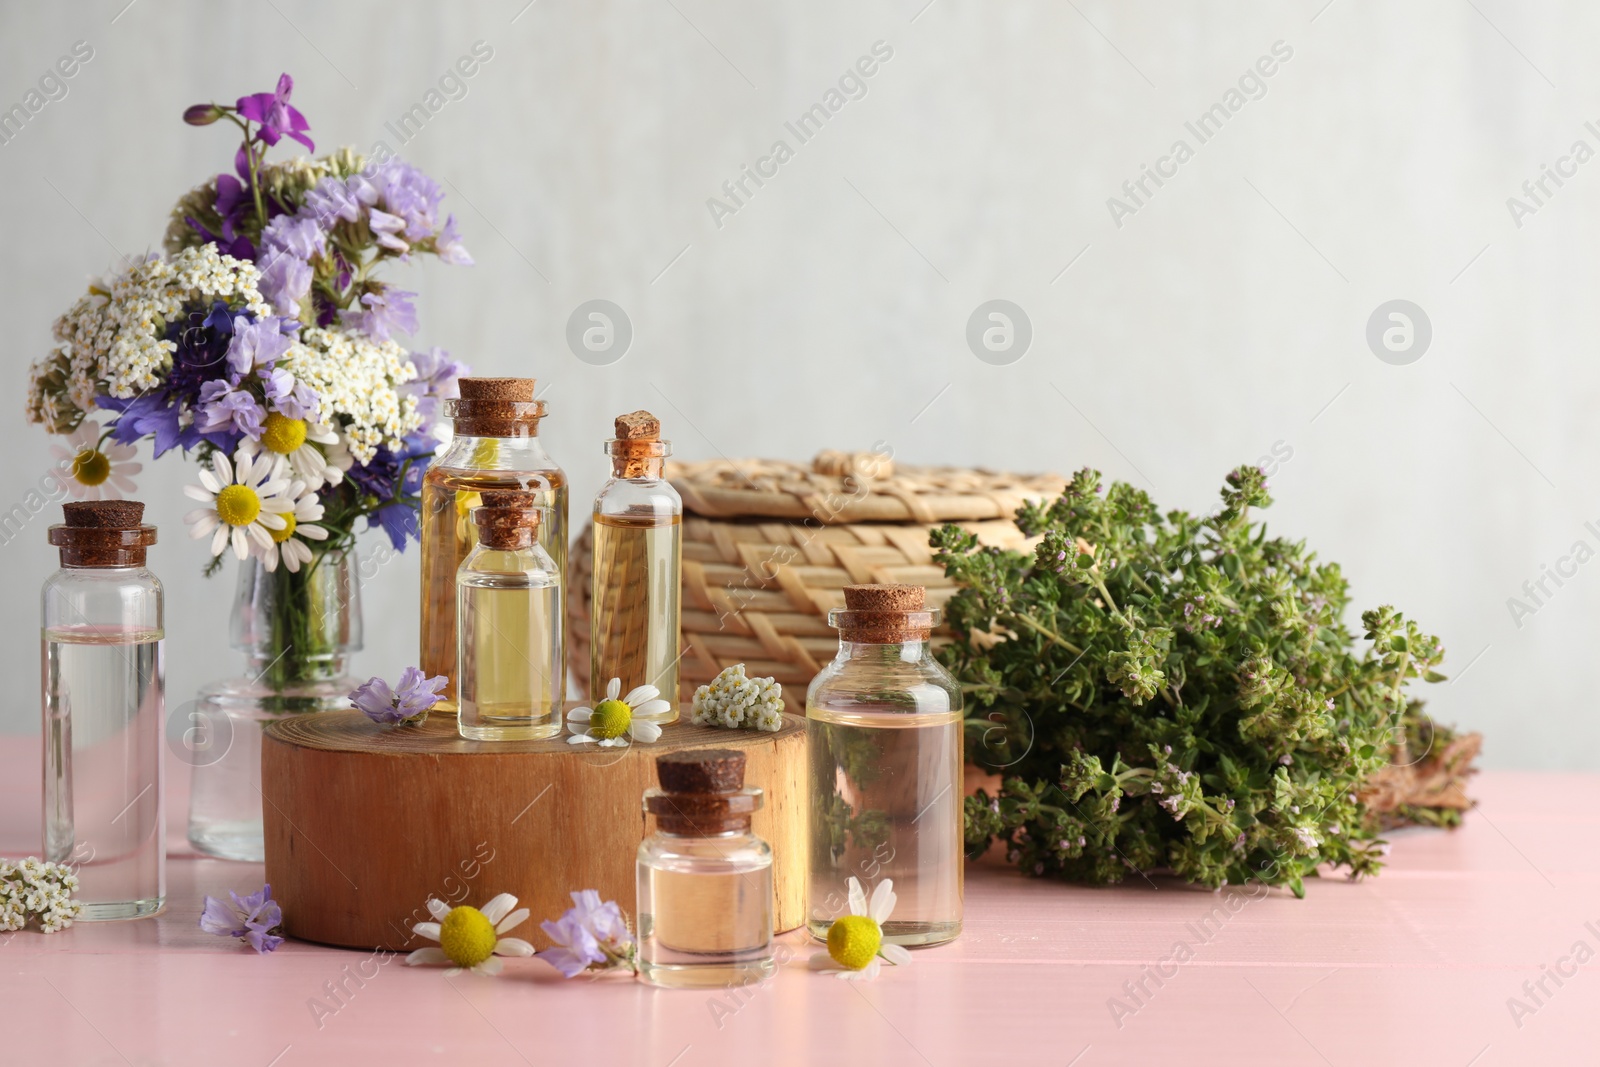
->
637, 749, 774, 989
41, 501, 165, 920
456, 494, 564, 741
420, 377, 567, 713
590, 410, 681, 722
806, 584, 962, 947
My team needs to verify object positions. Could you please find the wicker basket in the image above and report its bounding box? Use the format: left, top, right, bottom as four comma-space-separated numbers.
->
570, 451, 1065, 711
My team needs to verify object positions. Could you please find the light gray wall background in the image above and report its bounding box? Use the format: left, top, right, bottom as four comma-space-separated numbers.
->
0, 1, 1591, 769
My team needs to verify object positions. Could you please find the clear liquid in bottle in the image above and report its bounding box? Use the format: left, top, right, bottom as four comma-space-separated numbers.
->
43, 626, 165, 920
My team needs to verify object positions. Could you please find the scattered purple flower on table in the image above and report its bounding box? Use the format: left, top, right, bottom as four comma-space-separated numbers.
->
536, 890, 638, 977
199, 883, 284, 953
350, 666, 446, 725
236, 73, 313, 152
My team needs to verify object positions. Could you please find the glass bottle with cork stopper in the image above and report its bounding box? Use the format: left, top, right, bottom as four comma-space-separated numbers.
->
421, 377, 567, 713
637, 748, 774, 988
42, 500, 165, 920
590, 409, 681, 722
456, 492, 563, 741
806, 583, 962, 946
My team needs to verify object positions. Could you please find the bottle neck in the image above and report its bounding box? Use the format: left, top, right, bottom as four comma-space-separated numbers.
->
836, 638, 931, 663
610, 457, 665, 480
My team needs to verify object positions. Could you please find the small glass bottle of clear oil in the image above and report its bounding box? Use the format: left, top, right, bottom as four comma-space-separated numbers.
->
637, 749, 774, 989
420, 377, 567, 714
590, 410, 680, 722
806, 584, 963, 948
456, 494, 563, 741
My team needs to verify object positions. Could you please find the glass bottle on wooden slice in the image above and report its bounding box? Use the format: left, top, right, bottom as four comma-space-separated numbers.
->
456, 495, 563, 741
806, 583, 962, 947
41, 501, 165, 920
421, 377, 567, 714
590, 410, 681, 722
637, 749, 774, 988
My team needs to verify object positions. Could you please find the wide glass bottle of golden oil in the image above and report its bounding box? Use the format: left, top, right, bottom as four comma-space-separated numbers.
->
420, 378, 567, 713
589, 410, 680, 723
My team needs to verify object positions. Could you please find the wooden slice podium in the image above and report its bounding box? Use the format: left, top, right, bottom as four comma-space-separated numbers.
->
261, 709, 806, 952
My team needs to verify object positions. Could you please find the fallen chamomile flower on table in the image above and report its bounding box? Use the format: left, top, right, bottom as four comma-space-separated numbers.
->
405, 893, 533, 976
0, 858, 83, 933
690, 663, 784, 732
809, 877, 911, 981
566, 677, 665, 748
537, 890, 638, 977
350, 666, 447, 725
199, 883, 284, 953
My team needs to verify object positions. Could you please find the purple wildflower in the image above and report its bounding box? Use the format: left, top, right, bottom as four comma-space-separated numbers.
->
302, 175, 366, 225
343, 286, 418, 341
349, 666, 446, 725
405, 346, 466, 432
434, 214, 473, 265
264, 368, 320, 422
368, 209, 410, 254
537, 890, 636, 978
225, 315, 294, 380
236, 73, 313, 151
196, 380, 266, 439
199, 883, 284, 953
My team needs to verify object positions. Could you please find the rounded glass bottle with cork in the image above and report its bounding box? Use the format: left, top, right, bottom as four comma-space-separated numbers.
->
456, 493, 563, 741
637, 748, 774, 988
590, 410, 681, 722
420, 377, 567, 713
806, 583, 963, 947
41, 500, 165, 920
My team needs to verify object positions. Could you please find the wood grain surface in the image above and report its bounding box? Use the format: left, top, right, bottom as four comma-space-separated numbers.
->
261, 708, 806, 951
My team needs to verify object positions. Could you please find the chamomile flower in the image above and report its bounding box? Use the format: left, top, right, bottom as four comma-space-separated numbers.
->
808, 877, 911, 981
254, 479, 329, 573
245, 413, 344, 490
405, 893, 534, 976
50, 421, 140, 500
183, 448, 293, 560
566, 677, 668, 748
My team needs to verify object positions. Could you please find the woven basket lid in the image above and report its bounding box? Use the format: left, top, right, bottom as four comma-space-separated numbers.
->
668, 451, 1065, 525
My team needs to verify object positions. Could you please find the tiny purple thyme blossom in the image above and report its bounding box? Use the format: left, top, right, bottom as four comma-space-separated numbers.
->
199, 883, 284, 953
349, 666, 446, 725
536, 890, 637, 978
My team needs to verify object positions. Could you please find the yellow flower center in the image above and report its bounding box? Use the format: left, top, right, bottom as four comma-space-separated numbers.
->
214, 484, 261, 527
437, 905, 498, 968
589, 699, 632, 740
270, 513, 297, 543
260, 413, 308, 455
827, 915, 881, 971
72, 449, 111, 486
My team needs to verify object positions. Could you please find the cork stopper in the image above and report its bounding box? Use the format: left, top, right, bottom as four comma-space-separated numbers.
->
830, 583, 937, 643
606, 410, 669, 478
645, 749, 762, 834
457, 377, 535, 402
472, 493, 542, 550
446, 378, 544, 437
49, 500, 157, 567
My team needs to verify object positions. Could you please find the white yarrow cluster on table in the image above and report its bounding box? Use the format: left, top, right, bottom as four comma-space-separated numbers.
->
0, 857, 83, 934
691, 663, 785, 732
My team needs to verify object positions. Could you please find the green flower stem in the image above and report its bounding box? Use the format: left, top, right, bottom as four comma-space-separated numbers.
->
1012, 612, 1084, 656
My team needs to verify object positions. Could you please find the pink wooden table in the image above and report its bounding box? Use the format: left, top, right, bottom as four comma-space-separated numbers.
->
3, 736, 1596, 1066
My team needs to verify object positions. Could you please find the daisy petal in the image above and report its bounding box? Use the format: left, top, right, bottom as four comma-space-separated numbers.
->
494, 937, 534, 957
808, 951, 839, 971
566, 707, 593, 723
495, 909, 530, 935
632, 699, 671, 719
426, 898, 451, 922
480, 893, 517, 927
474, 956, 504, 976
412, 922, 442, 941
210, 524, 230, 557
183, 484, 217, 502
869, 880, 897, 925
605, 678, 621, 700
196, 469, 222, 494
623, 685, 660, 705
630, 720, 662, 743
567, 734, 598, 745
405, 947, 448, 966
847, 877, 867, 918
880, 943, 912, 966
230, 526, 249, 560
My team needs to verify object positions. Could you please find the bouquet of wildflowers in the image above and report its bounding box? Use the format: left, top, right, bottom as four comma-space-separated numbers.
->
27, 74, 468, 565
26, 74, 471, 688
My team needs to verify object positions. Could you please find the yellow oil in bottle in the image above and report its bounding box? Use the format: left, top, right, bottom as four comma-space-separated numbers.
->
590, 513, 680, 719
420, 465, 567, 711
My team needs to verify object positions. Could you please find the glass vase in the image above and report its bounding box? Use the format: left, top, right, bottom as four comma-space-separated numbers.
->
186, 548, 361, 861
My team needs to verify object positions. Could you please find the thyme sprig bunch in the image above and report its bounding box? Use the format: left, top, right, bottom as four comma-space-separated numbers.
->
933, 465, 1446, 897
